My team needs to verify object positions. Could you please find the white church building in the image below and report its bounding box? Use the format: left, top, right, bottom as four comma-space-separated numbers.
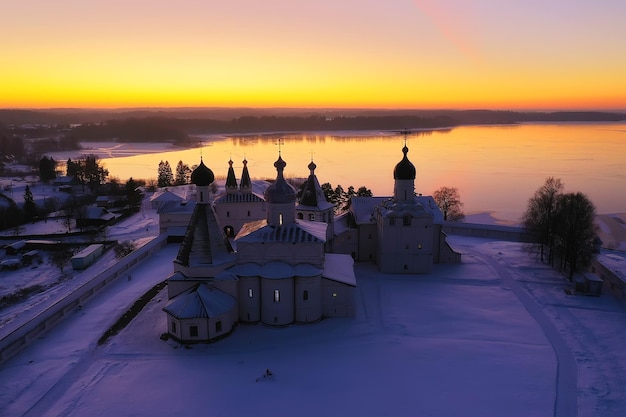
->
163, 154, 357, 343
162, 141, 460, 343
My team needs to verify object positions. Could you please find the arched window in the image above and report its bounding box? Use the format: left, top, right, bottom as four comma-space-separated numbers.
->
297, 212, 304, 220
309, 213, 315, 221
274, 289, 280, 303
403, 216, 412, 226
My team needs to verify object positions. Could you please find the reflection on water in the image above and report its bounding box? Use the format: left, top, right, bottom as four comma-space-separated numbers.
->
101, 123, 626, 223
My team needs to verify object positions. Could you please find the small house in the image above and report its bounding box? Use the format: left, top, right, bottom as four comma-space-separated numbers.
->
22, 250, 41, 265
76, 206, 117, 228
0, 258, 22, 270
5, 240, 26, 255
71, 244, 104, 270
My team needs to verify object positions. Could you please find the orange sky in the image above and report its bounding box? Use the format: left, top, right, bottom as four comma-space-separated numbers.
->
1, 0, 625, 110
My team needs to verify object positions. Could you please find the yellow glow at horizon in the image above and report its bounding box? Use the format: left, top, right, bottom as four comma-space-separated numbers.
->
2, 32, 626, 110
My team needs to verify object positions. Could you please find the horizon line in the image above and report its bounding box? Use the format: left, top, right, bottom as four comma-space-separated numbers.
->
2, 106, 626, 113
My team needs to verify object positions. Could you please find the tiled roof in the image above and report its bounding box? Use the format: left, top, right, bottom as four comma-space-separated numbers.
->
235, 220, 327, 243
175, 204, 235, 267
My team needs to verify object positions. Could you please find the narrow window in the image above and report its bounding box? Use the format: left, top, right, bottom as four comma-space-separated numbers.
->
247, 210, 251, 217
279, 213, 283, 225
309, 213, 315, 221
248, 288, 253, 298
303, 290, 309, 301
216, 321, 222, 333
226, 211, 230, 218
389, 217, 395, 226
274, 289, 280, 303
403, 264, 408, 270
322, 213, 326, 222
418, 244, 422, 250
200, 192, 204, 202
189, 325, 198, 337
171, 321, 177, 333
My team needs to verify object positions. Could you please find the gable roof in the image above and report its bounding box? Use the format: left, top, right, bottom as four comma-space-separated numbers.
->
150, 190, 184, 203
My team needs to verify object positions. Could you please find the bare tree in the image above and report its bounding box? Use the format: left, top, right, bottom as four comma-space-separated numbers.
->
553, 192, 597, 280
522, 177, 563, 263
433, 186, 465, 221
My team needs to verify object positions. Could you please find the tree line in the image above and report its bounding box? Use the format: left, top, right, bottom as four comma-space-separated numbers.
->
65, 115, 458, 144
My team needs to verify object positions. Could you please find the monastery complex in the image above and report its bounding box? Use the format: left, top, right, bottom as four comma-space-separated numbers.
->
160, 143, 461, 343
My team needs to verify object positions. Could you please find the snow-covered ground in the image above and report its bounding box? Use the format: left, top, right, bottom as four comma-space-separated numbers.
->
1, 233, 625, 417
1, 166, 626, 416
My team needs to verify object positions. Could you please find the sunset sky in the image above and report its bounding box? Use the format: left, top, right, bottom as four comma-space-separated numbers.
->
2, 0, 625, 110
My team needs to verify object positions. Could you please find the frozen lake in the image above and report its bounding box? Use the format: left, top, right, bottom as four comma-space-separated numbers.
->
86, 122, 626, 224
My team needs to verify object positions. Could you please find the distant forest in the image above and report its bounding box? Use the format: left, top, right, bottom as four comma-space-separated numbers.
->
1, 108, 625, 145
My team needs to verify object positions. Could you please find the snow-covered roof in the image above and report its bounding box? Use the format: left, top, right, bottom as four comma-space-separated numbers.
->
351, 195, 444, 225
322, 253, 357, 286
84, 206, 116, 221
333, 212, 352, 235
163, 283, 236, 319
416, 195, 445, 224
350, 197, 386, 224
157, 200, 195, 214
150, 189, 184, 203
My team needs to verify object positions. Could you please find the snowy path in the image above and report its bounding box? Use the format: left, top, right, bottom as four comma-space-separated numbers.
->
474, 251, 578, 417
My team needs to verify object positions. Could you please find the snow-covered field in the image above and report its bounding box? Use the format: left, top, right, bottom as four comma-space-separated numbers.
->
1, 234, 625, 417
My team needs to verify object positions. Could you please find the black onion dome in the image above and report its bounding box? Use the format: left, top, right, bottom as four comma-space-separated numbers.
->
264, 156, 296, 204
393, 145, 416, 180
191, 159, 215, 186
